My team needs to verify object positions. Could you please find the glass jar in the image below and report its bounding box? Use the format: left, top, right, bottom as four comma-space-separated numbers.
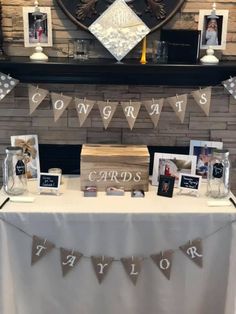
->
2, 146, 27, 195
207, 149, 230, 198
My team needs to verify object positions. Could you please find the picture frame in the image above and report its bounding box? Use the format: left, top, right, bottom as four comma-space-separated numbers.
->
178, 173, 202, 196
11, 134, 40, 179
157, 175, 175, 198
23, 6, 52, 47
189, 140, 223, 180
198, 9, 228, 50
152, 153, 197, 186
38, 172, 61, 195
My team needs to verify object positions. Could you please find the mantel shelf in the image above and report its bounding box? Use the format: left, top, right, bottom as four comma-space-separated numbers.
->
0, 57, 236, 86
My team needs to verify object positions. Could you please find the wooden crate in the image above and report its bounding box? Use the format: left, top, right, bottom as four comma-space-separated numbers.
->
80, 144, 150, 191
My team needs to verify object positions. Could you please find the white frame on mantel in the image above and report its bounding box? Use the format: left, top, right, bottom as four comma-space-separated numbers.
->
23, 6, 53, 47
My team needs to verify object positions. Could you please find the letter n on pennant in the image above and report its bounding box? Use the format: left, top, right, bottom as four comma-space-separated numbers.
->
60, 248, 83, 277
121, 256, 142, 285
31, 235, 55, 265
91, 255, 114, 284
179, 238, 203, 268
150, 250, 174, 280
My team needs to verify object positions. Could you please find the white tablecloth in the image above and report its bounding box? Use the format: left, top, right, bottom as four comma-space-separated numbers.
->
0, 176, 236, 314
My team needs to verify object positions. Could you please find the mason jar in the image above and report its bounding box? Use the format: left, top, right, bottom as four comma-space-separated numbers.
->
2, 146, 27, 195
207, 149, 230, 198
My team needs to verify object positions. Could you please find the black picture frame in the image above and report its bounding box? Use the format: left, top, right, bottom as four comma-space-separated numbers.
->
157, 175, 175, 198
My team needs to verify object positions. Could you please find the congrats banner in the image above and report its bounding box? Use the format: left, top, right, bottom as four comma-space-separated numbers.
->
1, 72, 236, 129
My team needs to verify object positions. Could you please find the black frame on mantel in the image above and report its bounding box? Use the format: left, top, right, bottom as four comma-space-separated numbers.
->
1, 57, 236, 86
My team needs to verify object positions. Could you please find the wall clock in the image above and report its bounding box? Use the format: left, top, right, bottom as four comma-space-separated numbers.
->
56, 0, 185, 32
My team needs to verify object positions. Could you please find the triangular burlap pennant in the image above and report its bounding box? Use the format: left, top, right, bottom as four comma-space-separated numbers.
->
121, 256, 142, 285
121, 101, 141, 130
150, 250, 174, 280
28, 84, 49, 114
222, 76, 236, 100
91, 255, 114, 284
166, 94, 187, 123
31, 235, 55, 265
143, 98, 164, 128
192, 87, 212, 116
179, 238, 203, 268
75, 98, 94, 126
51, 92, 72, 122
97, 100, 118, 129
0, 72, 19, 101
60, 248, 83, 277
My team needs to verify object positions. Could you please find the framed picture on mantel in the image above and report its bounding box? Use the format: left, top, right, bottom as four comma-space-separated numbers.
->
23, 6, 53, 47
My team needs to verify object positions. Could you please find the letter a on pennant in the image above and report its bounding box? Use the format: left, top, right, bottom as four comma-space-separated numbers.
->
51, 92, 72, 122
31, 235, 55, 265
60, 248, 83, 277
143, 98, 164, 128
28, 84, 49, 115
150, 250, 174, 280
192, 87, 212, 116
121, 256, 142, 285
166, 94, 188, 123
91, 255, 114, 284
121, 101, 141, 130
179, 238, 203, 268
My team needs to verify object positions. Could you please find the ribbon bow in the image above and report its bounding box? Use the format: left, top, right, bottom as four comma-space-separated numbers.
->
15, 138, 37, 159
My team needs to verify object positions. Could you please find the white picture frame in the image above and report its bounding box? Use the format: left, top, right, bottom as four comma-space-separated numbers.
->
23, 6, 53, 47
178, 173, 202, 197
152, 153, 197, 186
11, 134, 40, 179
198, 9, 228, 50
189, 140, 223, 180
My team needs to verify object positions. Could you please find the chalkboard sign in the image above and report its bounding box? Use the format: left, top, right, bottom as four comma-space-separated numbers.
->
38, 172, 61, 194
178, 173, 202, 196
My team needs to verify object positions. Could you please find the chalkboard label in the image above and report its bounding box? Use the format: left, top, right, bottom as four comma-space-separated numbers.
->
39, 173, 60, 190
15, 160, 26, 176
179, 174, 201, 190
213, 163, 223, 179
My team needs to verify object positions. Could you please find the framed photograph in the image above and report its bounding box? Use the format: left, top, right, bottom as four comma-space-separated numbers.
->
178, 173, 202, 196
157, 175, 175, 198
23, 6, 52, 47
189, 140, 223, 179
198, 9, 228, 50
11, 134, 40, 179
152, 153, 197, 186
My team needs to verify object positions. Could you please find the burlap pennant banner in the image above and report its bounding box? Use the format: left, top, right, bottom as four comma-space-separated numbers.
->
0, 72, 19, 101
192, 87, 212, 116
91, 255, 114, 284
31, 235, 55, 265
60, 248, 83, 277
121, 256, 142, 285
166, 94, 187, 123
51, 92, 72, 122
97, 100, 118, 129
28, 84, 49, 114
179, 238, 203, 268
143, 98, 164, 128
222, 76, 236, 100
75, 97, 94, 126
121, 101, 141, 130
150, 250, 174, 280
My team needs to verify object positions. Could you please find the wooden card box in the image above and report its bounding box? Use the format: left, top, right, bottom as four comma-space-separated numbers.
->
80, 144, 150, 191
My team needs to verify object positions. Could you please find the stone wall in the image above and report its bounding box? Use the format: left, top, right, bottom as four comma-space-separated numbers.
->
0, 0, 236, 193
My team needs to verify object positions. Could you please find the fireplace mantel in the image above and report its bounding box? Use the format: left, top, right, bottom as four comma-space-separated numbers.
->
1, 57, 236, 86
